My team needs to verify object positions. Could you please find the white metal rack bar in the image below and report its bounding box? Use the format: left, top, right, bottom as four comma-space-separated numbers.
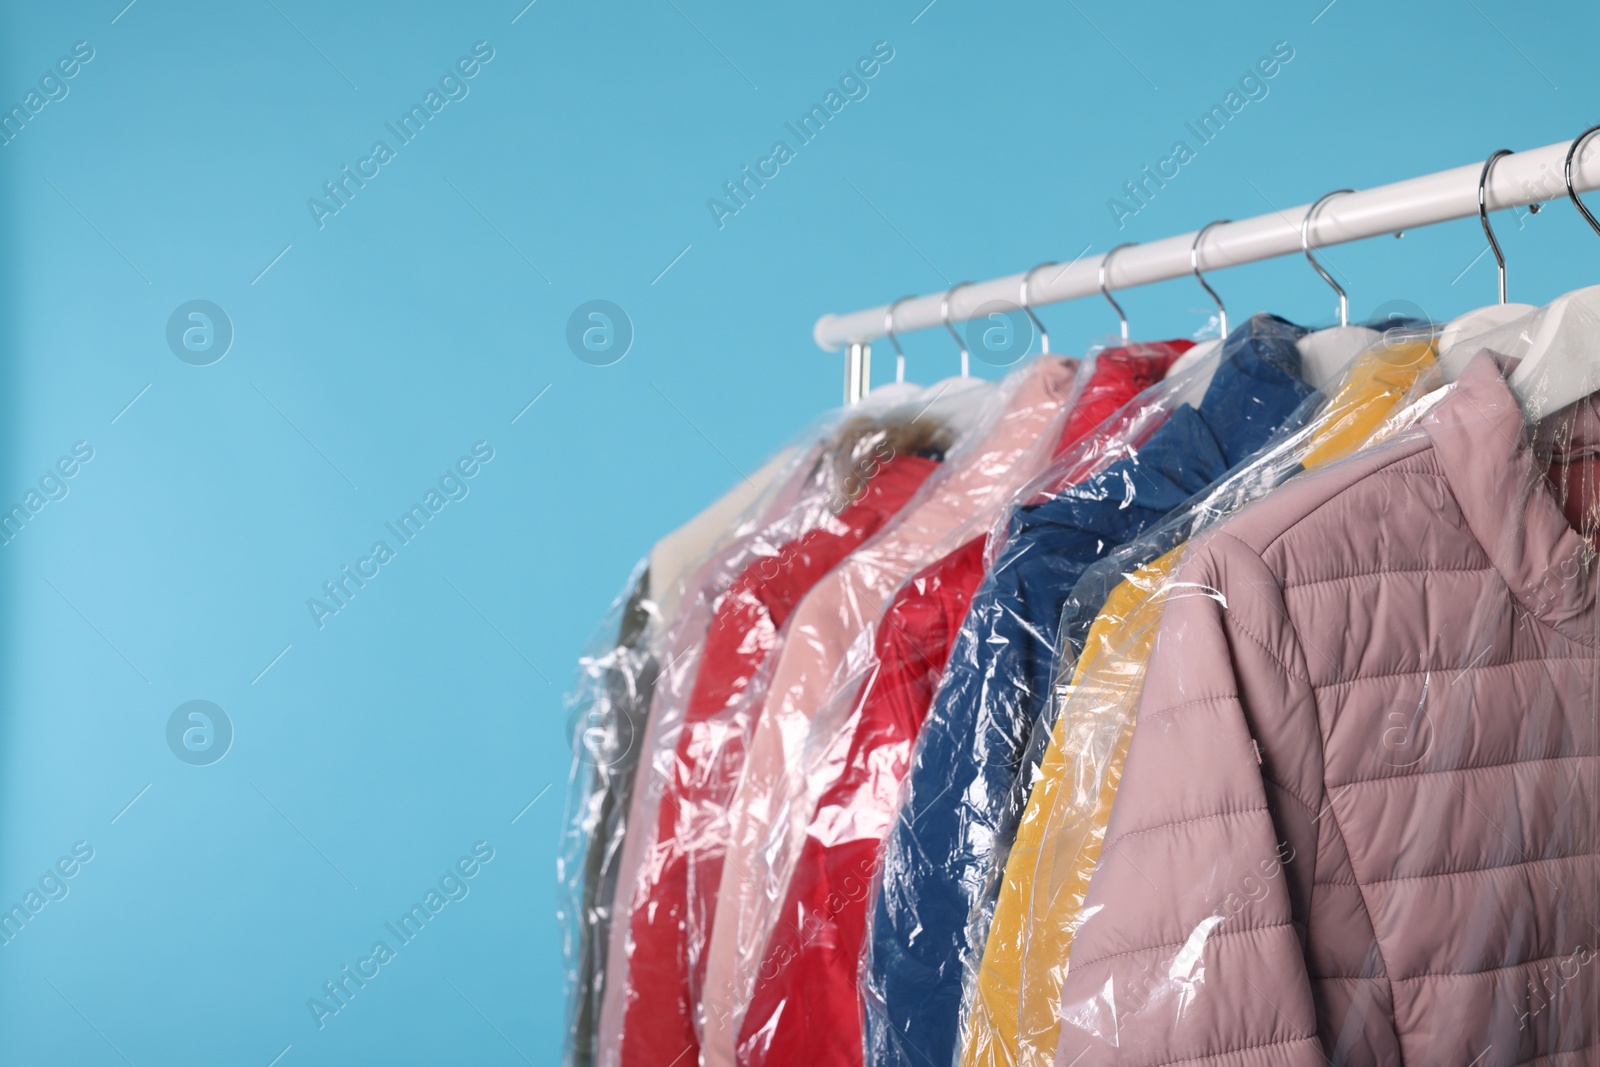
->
813, 137, 1600, 402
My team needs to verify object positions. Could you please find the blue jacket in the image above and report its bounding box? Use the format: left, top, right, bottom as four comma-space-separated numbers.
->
861, 315, 1315, 1067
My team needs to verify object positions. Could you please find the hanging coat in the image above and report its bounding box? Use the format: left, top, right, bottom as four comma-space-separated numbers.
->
700, 360, 1081, 1067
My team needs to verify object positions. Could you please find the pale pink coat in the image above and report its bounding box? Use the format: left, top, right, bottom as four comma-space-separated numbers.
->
699, 358, 1082, 1067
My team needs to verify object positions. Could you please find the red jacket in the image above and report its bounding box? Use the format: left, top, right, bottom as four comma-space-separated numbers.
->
1042, 341, 1193, 501
619, 454, 940, 1067
1052, 341, 1191, 456
733, 348, 1183, 1067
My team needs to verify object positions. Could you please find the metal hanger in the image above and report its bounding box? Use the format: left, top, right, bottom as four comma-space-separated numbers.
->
1302, 190, 1353, 326
1021, 261, 1057, 355
1296, 189, 1386, 388
1191, 221, 1229, 338
1495, 124, 1600, 415
1480, 149, 1513, 304
1438, 149, 1539, 374
1098, 243, 1136, 341
884, 294, 915, 383
1484, 122, 1600, 412
942, 281, 975, 377
1567, 124, 1600, 238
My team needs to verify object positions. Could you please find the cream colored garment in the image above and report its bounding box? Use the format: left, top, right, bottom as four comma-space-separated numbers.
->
650, 448, 796, 625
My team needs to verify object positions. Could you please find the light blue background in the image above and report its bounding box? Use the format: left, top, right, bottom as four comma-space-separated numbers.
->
0, 1, 1596, 1064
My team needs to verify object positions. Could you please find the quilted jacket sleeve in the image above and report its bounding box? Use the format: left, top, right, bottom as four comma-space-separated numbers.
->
1054, 532, 1327, 1067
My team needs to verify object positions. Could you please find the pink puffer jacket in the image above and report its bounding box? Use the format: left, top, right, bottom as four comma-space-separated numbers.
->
1056, 353, 1599, 1067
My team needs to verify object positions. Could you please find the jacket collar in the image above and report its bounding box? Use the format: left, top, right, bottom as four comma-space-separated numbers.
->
1425, 351, 1599, 645
1197, 313, 1315, 466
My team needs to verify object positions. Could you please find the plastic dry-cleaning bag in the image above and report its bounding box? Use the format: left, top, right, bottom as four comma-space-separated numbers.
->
559, 562, 659, 1067
579, 396, 894, 1067
560, 428, 812, 1067
721, 340, 1197, 1067
559, 438, 813, 1067
705, 355, 1086, 1067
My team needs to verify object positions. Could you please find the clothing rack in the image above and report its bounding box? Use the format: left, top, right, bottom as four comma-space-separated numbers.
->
813, 136, 1600, 403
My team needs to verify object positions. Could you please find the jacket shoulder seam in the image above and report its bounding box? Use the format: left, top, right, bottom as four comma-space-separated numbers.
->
1224, 609, 1312, 689
1257, 448, 1440, 557
1203, 535, 1312, 689
1139, 692, 1241, 729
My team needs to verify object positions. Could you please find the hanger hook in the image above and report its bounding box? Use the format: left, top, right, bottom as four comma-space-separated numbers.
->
1191, 221, 1229, 338
1301, 190, 1353, 327
884, 295, 915, 383
941, 281, 975, 377
1477, 150, 1512, 305
1021, 262, 1057, 355
1564, 125, 1600, 239
1098, 243, 1136, 341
